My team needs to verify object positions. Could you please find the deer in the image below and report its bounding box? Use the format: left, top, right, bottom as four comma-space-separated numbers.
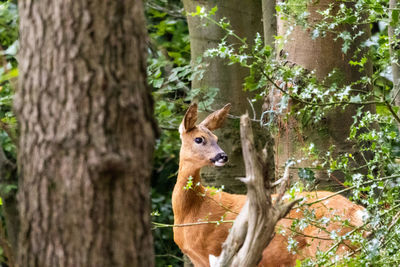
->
172, 103, 366, 267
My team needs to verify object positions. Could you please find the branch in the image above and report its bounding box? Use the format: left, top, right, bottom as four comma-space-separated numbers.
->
385, 100, 400, 125
151, 220, 234, 229
0, 121, 17, 145
155, 254, 185, 262
145, 2, 185, 19
302, 174, 400, 207
276, 161, 294, 201
264, 73, 380, 108
0, 221, 14, 267
210, 113, 300, 267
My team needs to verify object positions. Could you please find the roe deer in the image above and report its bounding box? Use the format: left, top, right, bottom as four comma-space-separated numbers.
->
172, 103, 366, 267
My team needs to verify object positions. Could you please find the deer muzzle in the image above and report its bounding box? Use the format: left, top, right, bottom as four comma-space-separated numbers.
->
211, 152, 228, 167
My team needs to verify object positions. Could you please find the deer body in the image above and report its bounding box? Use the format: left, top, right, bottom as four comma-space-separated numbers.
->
173, 104, 365, 267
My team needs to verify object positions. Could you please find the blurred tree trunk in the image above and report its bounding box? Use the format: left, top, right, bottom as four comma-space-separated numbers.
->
16, 1, 157, 266
389, 0, 400, 110
262, 0, 277, 47
183, 0, 264, 194
274, 0, 373, 188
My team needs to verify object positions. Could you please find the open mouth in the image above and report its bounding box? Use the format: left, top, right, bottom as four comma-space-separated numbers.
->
214, 161, 226, 167
210, 153, 228, 167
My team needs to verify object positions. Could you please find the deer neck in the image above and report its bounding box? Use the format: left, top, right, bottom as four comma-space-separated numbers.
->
172, 160, 206, 223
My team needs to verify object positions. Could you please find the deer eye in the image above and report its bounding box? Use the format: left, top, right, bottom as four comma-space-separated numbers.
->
194, 137, 204, 144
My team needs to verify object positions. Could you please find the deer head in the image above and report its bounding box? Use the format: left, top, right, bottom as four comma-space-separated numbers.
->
179, 103, 231, 168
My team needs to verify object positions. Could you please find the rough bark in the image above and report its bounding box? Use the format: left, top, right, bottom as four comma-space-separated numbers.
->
183, 0, 264, 194
275, 0, 373, 188
16, 1, 157, 266
210, 114, 298, 267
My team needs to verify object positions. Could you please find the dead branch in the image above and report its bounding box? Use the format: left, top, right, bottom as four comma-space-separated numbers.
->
209, 113, 300, 267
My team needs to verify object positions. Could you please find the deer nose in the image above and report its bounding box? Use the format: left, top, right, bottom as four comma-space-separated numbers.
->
218, 153, 228, 162
211, 152, 228, 166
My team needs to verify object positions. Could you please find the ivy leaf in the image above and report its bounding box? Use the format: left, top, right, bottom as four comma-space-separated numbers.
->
153, 78, 164, 89
350, 95, 361, 103
298, 168, 315, 182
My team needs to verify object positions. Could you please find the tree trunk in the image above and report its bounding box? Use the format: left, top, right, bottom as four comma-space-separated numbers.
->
262, 0, 277, 47
275, 0, 373, 188
389, 0, 400, 132
183, 0, 264, 194
16, 1, 157, 266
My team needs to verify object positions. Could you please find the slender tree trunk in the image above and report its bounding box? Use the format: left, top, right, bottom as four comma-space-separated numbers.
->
275, 0, 373, 188
389, 0, 400, 132
262, 0, 277, 47
183, 0, 264, 194
16, 1, 157, 266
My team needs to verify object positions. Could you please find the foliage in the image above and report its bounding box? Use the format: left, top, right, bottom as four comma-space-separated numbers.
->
189, 1, 400, 265
0, 0, 18, 266
145, 1, 189, 266
1, 0, 400, 265
0, 0, 17, 169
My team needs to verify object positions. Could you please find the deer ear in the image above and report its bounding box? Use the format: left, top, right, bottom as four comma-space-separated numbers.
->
179, 103, 198, 134
199, 103, 231, 131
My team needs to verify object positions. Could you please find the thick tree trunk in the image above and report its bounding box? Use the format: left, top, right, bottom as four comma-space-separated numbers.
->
16, 1, 157, 266
183, 0, 264, 194
275, 0, 373, 188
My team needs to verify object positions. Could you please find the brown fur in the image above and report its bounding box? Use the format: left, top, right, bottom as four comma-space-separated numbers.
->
173, 104, 365, 267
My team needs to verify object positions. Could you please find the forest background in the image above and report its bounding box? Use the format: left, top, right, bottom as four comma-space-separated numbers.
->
1, 0, 400, 266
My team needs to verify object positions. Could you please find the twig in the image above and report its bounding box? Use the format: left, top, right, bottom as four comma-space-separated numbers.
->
203, 107, 261, 122
0, 221, 14, 267
189, 187, 239, 215
276, 161, 294, 201
264, 73, 381, 108
301, 174, 400, 207
145, 2, 185, 19
0, 121, 16, 145
155, 254, 185, 262
323, 224, 366, 258
247, 98, 256, 121
288, 228, 334, 241
385, 100, 400, 125
152, 220, 234, 229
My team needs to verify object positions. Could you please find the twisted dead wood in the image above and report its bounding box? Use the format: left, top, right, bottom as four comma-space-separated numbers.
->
210, 113, 300, 267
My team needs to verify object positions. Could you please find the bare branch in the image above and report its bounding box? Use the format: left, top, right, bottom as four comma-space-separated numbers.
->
276, 161, 294, 202
210, 113, 299, 267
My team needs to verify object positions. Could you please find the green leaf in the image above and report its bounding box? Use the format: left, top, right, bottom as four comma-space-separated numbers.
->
298, 168, 315, 182
210, 6, 218, 15
349, 95, 361, 103
153, 78, 164, 89
0, 68, 18, 83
